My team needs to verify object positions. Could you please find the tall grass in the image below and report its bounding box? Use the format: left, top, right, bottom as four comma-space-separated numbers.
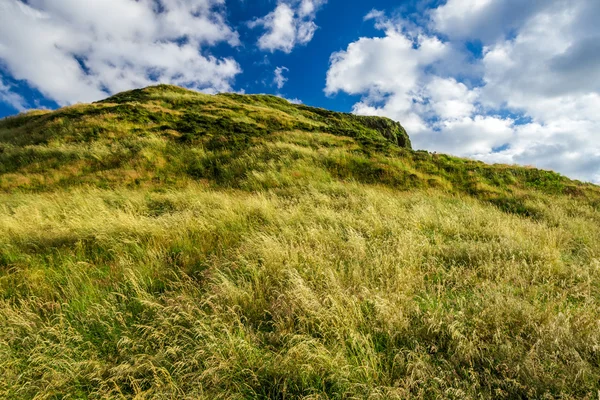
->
0, 85, 599, 398
0, 183, 599, 399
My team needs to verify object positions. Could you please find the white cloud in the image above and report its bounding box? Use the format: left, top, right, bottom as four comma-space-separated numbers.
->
325, 3, 600, 183
249, 0, 326, 53
298, 0, 326, 18
273, 66, 289, 90
325, 17, 456, 137
474, 0, 600, 182
0, 79, 27, 112
430, 0, 559, 42
363, 9, 385, 22
250, 4, 297, 53
0, 0, 242, 106
425, 77, 478, 120
421, 115, 515, 155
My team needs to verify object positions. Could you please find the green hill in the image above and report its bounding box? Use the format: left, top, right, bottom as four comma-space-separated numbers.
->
1, 85, 599, 399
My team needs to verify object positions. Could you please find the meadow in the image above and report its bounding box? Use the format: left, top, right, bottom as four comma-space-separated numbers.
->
0, 86, 599, 399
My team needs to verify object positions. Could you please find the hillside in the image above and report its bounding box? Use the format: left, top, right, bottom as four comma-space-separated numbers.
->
1, 85, 599, 399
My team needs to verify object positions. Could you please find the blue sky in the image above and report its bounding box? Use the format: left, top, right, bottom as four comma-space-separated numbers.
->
1, 0, 428, 115
226, 0, 435, 110
1, 0, 599, 183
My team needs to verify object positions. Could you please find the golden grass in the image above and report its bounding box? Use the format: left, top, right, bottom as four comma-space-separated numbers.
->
0, 183, 599, 399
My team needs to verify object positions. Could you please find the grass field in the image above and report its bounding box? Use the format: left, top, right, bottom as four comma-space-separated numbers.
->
1, 86, 599, 399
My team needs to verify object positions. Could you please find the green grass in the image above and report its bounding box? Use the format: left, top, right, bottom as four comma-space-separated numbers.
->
0, 85, 599, 399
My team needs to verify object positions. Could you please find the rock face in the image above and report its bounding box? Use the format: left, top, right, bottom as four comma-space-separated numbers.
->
352, 114, 411, 149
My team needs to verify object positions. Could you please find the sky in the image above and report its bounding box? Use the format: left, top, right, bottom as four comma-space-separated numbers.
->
1, 0, 599, 183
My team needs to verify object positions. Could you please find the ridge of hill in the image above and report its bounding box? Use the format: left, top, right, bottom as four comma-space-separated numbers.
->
1, 85, 598, 211
0, 85, 599, 399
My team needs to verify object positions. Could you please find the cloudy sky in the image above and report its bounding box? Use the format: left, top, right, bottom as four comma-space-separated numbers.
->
1, 0, 599, 183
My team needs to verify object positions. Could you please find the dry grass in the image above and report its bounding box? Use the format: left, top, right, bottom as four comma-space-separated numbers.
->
0, 183, 599, 399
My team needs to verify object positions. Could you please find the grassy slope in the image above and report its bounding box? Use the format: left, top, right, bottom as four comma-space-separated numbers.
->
0, 85, 599, 399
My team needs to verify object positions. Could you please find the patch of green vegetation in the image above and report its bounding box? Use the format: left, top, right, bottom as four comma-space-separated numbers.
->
0, 85, 599, 399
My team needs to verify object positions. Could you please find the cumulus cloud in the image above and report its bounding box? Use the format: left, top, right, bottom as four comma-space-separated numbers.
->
249, 0, 326, 53
273, 66, 289, 90
430, 0, 558, 42
325, 14, 469, 139
326, 2, 600, 183
475, 0, 600, 182
0, 0, 242, 106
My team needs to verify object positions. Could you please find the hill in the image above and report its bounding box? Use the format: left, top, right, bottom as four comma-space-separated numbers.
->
0, 85, 599, 399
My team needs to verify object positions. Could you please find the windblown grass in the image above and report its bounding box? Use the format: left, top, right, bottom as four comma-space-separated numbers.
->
0, 85, 599, 399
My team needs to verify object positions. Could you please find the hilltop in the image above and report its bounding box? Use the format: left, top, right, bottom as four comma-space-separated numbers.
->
0, 84, 410, 191
0, 85, 599, 399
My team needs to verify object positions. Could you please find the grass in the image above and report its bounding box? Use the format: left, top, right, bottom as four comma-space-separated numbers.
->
0, 85, 599, 399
